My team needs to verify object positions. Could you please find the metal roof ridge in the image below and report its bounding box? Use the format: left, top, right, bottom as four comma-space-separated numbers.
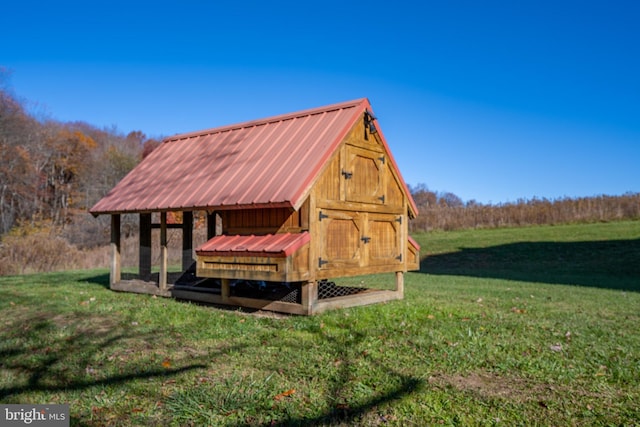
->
165, 98, 368, 143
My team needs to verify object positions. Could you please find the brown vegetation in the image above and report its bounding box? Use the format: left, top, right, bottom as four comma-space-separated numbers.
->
409, 183, 640, 232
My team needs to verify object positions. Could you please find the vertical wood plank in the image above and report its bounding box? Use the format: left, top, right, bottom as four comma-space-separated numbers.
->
402, 201, 408, 271
216, 212, 223, 236
339, 145, 346, 202
221, 278, 230, 303
159, 212, 168, 291
308, 188, 318, 278
361, 212, 369, 267
207, 211, 222, 238
139, 213, 152, 280
395, 271, 404, 297
300, 198, 309, 230
182, 211, 193, 271
110, 214, 121, 288
301, 280, 318, 315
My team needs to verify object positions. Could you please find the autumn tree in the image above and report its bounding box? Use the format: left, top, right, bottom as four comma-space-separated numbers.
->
0, 81, 41, 233
37, 123, 97, 223
409, 183, 437, 209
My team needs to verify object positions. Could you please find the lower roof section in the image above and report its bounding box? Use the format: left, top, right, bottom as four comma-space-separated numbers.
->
408, 235, 421, 250
195, 232, 310, 258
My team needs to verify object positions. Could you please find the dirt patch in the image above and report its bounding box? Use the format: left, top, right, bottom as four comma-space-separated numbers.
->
51, 312, 119, 335
428, 372, 561, 403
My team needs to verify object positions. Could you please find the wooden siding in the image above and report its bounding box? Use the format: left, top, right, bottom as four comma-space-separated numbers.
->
315, 151, 341, 203
386, 172, 405, 210
220, 204, 308, 235
197, 243, 310, 282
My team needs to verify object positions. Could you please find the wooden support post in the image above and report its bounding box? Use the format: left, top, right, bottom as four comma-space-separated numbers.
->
395, 271, 404, 298
182, 211, 193, 271
207, 211, 221, 239
110, 214, 121, 288
139, 213, 152, 280
301, 280, 318, 315
221, 278, 230, 303
159, 212, 168, 291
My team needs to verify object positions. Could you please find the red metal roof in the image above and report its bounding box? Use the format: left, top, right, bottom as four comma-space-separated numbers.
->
195, 232, 310, 258
90, 98, 418, 216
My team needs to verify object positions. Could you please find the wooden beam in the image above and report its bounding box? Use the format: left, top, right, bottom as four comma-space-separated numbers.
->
301, 280, 318, 315
313, 289, 401, 315
395, 271, 404, 297
110, 214, 121, 288
159, 212, 168, 291
221, 278, 230, 303
207, 211, 221, 239
139, 213, 152, 280
112, 279, 172, 297
170, 288, 401, 316
170, 289, 310, 315
182, 211, 193, 271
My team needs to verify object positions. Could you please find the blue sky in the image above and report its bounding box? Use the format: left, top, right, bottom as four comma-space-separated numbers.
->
2, 0, 638, 204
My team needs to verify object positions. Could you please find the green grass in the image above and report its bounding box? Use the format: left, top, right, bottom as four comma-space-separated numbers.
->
1, 221, 639, 426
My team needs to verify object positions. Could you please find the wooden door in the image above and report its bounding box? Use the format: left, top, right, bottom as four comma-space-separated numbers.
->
317, 209, 362, 271
366, 213, 403, 266
344, 146, 386, 205
317, 209, 403, 272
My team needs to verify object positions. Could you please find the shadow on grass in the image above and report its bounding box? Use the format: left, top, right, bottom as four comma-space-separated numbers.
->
0, 310, 211, 402
271, 377, 422, 427
271, 327, 423, 426
165, 317, 424, 426
85, 272, 110, 289
421, 238, 640, 292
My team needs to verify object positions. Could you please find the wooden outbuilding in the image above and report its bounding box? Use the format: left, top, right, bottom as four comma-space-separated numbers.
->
90, 98, 420, 314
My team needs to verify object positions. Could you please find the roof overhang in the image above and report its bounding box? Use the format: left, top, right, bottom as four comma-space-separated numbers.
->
195, 232, 310, 258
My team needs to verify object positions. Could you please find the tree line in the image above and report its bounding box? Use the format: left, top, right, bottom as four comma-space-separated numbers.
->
409, 184, 640, 232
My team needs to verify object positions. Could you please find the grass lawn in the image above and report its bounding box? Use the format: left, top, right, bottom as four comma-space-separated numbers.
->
1, 221, 639, 426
